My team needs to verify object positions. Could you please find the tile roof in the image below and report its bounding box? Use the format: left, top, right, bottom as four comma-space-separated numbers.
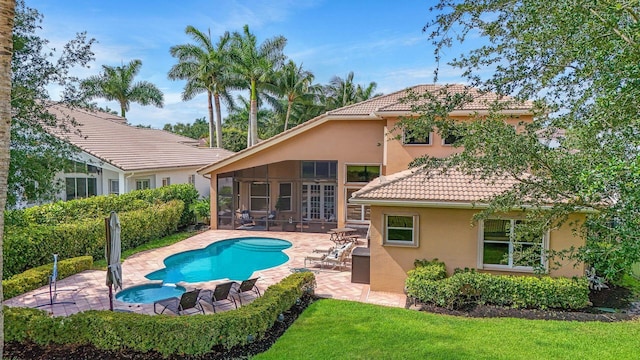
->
46, 105, 234, 171
351, 167, 521, 204
328, 84, 532, 116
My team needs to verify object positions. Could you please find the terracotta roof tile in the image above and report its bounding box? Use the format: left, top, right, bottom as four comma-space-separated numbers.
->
352, 167, 520, 203
46, 105, 234, 171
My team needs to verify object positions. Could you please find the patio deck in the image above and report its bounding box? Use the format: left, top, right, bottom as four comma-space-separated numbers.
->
5, 230, 406, 316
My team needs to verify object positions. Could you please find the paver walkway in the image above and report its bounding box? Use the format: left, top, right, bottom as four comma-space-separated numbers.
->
6, 230, 406, 316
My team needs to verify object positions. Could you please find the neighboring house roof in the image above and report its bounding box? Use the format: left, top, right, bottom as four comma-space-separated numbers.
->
47, 105, 234, 172
198, 84, 532, 175
349, 167, 521, 207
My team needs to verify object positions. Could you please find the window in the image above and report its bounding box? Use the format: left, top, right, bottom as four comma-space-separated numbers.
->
250, 182, 270, 211
443, 133, 462, 145
276, 183, 292, 211
109, 179, 119, 195
136, 179, 150, 190
403, 130, 432, 145
481, 219, 545, 270
65, 177, 97, 200
162, 177, 171, 187
384, 214, 418, 246
188, 174, 196, 185
65, 161, 100, 174
346, 188, 370, 222
346, 165, 381, 183
301, 161, 337, 179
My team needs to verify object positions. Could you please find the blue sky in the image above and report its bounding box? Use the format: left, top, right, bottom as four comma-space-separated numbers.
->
27, 0, 467, 128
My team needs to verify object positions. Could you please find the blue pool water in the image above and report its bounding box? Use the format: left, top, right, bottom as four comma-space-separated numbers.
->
115, 283, 186, 303
145, 237, 291, 284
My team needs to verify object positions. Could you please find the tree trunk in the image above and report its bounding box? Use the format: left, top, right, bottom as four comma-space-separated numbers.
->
207, 90, 214, 148
249, 79, 258, 146
0, 0, 16, 355
213, 92, 223, 148
284, 101, 292, 131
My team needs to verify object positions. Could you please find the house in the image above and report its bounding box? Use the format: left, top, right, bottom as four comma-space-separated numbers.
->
45, 105, 234, 202
348, 168, 586, 292
197, 84, 532, 231
196, 84, 585, 292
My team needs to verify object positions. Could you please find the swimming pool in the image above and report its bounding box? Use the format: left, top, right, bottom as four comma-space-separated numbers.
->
115, 283, 186, 303
145, 237, 291, 284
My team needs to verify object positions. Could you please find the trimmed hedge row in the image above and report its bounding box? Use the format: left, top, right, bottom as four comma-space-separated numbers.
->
405, 262, 589, 310
4, 256, 93, 299
6, 183, 199, 228
4, 200, 183, 278
5, 272, 316, 357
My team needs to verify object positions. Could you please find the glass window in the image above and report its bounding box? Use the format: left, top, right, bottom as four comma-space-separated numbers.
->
136, 179, 150, 190
162, 177, 171, 187
482, 219, 545, 270
188, 174, 196, 185
384, 214, 418, 246
301, 161, 338, 179
277, 183, 292, 211
65, 177, 97, 200
403, 130, 432, 145
250, 182, 270, 211
346, 165, 381, 183
443, 133, 462, 145
109, 179, 119, 195
346, 188, 371, 222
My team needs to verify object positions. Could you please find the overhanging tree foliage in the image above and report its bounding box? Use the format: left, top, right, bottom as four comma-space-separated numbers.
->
410, 0, 640, 280
10, 1, 94, 207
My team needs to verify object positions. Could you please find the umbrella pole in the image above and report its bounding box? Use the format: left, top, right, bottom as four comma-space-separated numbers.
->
105, 217, 114, 311
109, 284, 113, 311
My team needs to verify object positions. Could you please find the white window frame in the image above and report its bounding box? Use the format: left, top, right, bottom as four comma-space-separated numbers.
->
250, 182, 270, 212
136, 179, 151, 190
383, 214, 419, 247
302, 183, 336, 221
403, 130, 432, 146
345, 187, 370, 223
162, 177, 171, 187
188, 174, 196, 185
65, 177, 98, 200
108, 179, 119, 195
478, 219, 549, 272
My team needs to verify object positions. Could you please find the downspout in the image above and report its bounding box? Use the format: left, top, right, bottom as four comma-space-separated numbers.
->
125, 172, 135, 193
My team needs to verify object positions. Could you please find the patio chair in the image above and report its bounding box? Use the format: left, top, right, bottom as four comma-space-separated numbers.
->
231, 278, 262, 305
239, 210, 254, 225
257, 210, 277, 227
323, 242, 355, 271
154, 288, 204, 315
199, 281, 238, 313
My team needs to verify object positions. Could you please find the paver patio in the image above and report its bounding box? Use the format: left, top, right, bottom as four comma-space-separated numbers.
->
5, 230, 406, 316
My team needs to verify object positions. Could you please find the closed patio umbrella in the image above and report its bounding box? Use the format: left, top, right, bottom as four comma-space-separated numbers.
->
106, 211, 123, 311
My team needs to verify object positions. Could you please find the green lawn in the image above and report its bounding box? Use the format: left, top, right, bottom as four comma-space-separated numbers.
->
255, 299, 640, 360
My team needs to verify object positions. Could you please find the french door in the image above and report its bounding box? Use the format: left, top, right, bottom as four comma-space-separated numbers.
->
302, 183, 336, 221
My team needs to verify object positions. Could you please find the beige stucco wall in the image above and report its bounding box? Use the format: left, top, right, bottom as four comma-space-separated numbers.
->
369, 206, 586, 293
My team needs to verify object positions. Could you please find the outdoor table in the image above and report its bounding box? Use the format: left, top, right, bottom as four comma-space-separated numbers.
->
328, 227, 357, 244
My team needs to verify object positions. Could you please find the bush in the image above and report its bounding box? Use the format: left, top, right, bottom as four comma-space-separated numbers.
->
6, 184, 198, 228
5, 272, 316, 356
405, 262, 589, 310
4, 201, 183, 278
4, 256, 93, 299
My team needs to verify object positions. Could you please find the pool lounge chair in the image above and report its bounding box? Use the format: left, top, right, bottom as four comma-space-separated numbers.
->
231, 278, 262, 305
323, 243, 355, 271
200, 281, 238, 313
154, 288, 204, 315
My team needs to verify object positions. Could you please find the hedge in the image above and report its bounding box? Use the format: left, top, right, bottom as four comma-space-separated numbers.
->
5, 272, 316, 357
6, 183, 198, 228
405, 262, 590, 310
4, 200, 183, 278
4, 256, 93, 299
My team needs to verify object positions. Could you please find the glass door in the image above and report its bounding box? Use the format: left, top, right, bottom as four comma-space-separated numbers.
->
302, 183, 336, 221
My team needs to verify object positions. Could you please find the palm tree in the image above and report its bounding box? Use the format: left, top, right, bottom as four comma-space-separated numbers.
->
270, 60, 316, 131
324, 71, 381, 110
229, 24, 286, 146
168, 26, 233, 148
0, 0, 16, 354
81, 59, 164, 119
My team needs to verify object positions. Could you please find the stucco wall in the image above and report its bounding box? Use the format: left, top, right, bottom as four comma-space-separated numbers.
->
369, 206, 586, 293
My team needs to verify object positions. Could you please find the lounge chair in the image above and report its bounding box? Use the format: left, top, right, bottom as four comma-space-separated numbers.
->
199, 281, 237, 313
239, 210, 254, 225
154, 288, 204, 315
257, 210, 277, 227
231, 278, 262, 305
323, 242, 355, 271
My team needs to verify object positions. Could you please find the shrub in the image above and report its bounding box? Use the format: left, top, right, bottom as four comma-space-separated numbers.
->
4, 256, 93, 299
4, 201, 183, 278
5, 272, 316, 357
406, 264, 589, 310
5, 183, 198, 228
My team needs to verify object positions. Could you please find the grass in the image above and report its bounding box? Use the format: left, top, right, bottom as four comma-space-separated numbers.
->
255, 299, 640, 360
92, 230, 197, 269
